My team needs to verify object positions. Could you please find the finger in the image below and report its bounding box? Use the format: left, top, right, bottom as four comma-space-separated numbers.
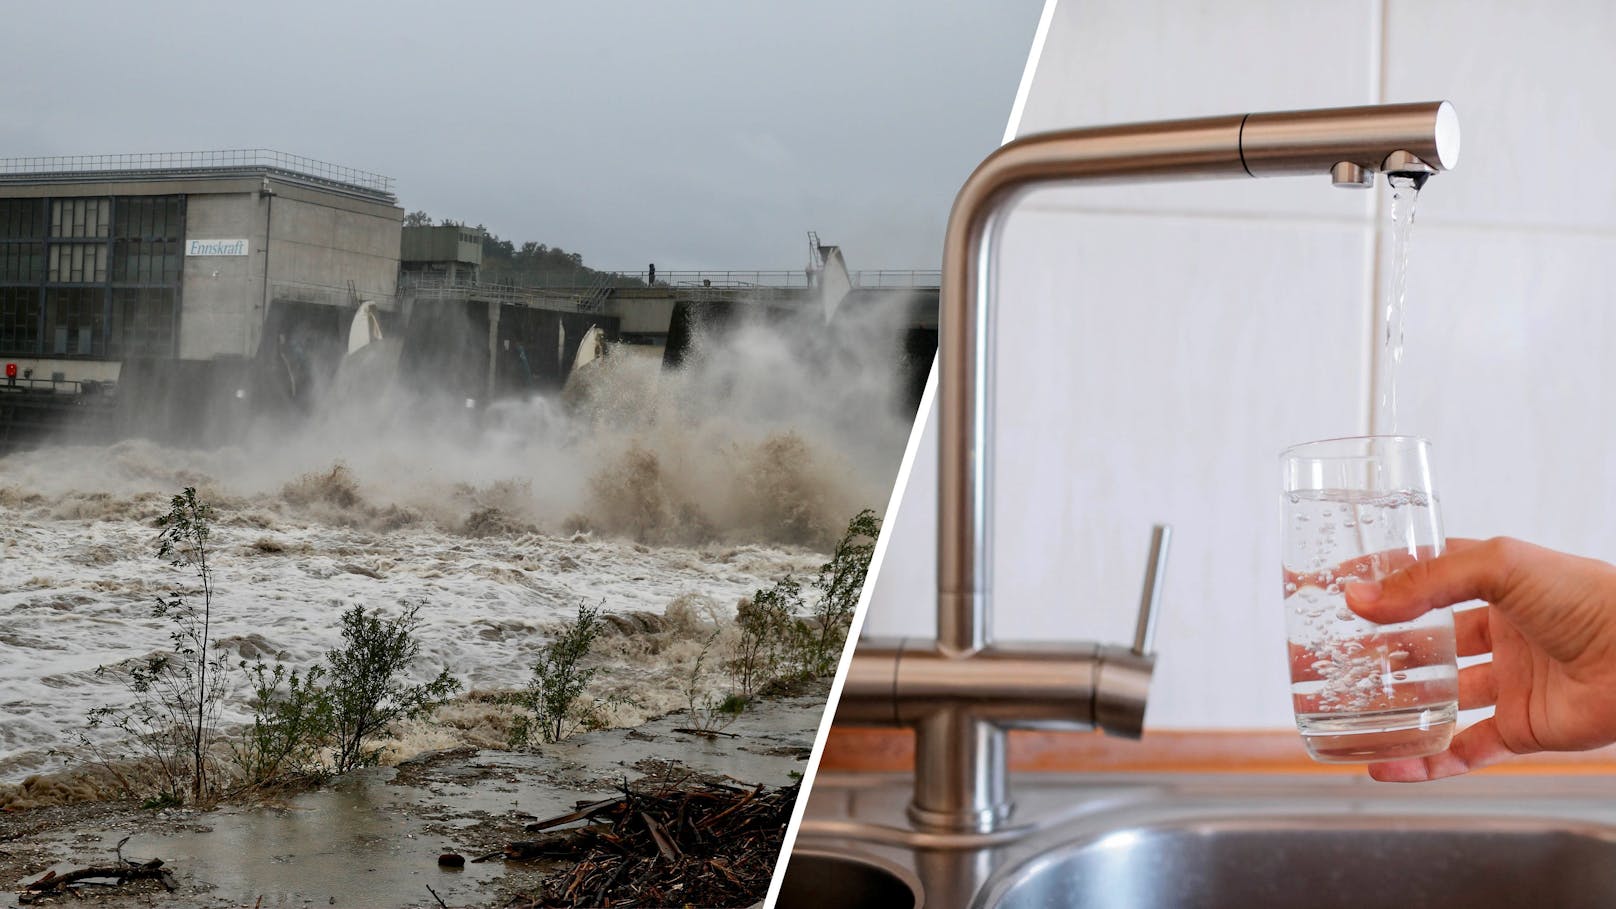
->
1457, 660, 1497, 710
1367, 716, 1522, 782
1345, 538, 1525, 625
1335, 539, 1484, 584
1454, 605, 1492, 657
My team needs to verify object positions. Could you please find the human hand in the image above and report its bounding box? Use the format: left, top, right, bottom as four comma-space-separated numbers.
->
1344, 537, 1616, 781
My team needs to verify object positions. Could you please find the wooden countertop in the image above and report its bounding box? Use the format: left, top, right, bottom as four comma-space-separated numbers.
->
821, 727, 1616, 775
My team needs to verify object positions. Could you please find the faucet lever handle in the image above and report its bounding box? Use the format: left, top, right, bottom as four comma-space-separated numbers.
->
1132, 524, 1171, 657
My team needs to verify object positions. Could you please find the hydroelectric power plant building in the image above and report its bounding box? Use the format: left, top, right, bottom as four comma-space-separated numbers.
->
0, 150, 938, 450
0, 151, 403, 385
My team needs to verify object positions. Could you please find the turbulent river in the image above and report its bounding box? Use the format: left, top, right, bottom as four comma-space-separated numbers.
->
0, 303, 915, 800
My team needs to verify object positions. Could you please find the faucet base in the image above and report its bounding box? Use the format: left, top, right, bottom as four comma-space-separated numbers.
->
906, 800, 1014, 834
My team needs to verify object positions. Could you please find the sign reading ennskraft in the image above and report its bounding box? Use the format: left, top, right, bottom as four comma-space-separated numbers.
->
186, 238, 249, 256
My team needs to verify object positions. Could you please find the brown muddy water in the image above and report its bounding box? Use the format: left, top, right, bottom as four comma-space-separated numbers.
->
0, 305, 912, 905
1, 690, 820, 907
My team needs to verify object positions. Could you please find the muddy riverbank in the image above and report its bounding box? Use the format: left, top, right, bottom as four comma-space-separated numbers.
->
1, 687, 822, 908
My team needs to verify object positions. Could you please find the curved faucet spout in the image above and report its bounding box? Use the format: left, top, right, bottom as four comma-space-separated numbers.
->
937, 100, 1458, 656
839, 101, 1460, 834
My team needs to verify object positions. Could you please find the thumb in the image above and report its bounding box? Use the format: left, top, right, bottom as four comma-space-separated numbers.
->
1343, 538, 1503, 624
1348, 537, 1616, 665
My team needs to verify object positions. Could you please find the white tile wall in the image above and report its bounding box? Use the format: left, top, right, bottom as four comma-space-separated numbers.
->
1396, 226, 1616, 558
1016, 0, 1380, 220
860, 0, 1616, 729
1385, 0, 1616, 231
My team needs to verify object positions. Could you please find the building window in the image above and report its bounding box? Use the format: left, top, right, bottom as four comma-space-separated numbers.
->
47, 242, 109, 283
45, 287, 107, 356
49, 198, 111, 239
0, 241, 43, 283
111, 287, 175, 358
0, 199, 43, 240
1, 195, 182, 359
0, 199, 44, 285
0, 287, 39, 356
112, 196, 183, 284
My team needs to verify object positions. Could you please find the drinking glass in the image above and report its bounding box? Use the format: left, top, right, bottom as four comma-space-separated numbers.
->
1280, 435, 1458, 763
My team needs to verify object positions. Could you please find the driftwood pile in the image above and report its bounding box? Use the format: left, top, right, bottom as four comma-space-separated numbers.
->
493, 780, 797, 908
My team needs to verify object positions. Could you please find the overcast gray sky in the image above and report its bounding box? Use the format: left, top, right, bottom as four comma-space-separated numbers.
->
2, 1, 1040, 271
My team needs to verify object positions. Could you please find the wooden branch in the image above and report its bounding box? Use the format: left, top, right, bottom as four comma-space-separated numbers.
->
671, 727, 739, 738
525, 796, 625, 832
24, 858, 175, 893
640, 811, 680, 861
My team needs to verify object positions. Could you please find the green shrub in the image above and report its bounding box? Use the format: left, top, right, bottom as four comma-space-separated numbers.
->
230, 662, 332, 786
726, 577, 800, 696
681, 633, 742, 734
86, 487, 231, 804
797, 508, 880, 678
510, 602, 613, 747
324, 604, 460, 773
725, 508, 881, 693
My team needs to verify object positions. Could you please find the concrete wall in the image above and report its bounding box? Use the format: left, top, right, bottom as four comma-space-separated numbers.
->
179, 192, 262, 359
605, 297, 678, 337
180, 179, 401, 360
863, 0, 1616, 731
262, 184, 401, 351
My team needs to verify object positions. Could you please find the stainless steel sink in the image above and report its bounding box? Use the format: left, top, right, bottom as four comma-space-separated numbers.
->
790, 772, 1616, 909
775, 850, 921, 909
986, 816, 1616, 909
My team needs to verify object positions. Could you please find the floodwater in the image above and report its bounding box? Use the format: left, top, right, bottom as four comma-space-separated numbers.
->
1, 694, 821, 907
0, 447, 826, 787
0, 302, 913, 790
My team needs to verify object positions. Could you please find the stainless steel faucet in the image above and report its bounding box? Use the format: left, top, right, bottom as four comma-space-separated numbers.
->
838, 101, 1461, 834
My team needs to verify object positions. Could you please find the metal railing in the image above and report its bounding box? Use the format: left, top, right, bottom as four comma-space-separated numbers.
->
513, 268, 940, 290
0, 150, 394, 196
400, 266, 941, 312
853, 269, 942, 289
398, 273, 591, 310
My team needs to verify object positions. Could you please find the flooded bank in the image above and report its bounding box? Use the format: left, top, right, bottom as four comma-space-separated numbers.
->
1, 689, 821, 907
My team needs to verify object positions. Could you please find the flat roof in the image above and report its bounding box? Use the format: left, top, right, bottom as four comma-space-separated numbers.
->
0, 150, 395, 203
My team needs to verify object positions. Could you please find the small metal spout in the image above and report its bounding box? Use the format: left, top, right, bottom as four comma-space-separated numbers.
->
1330, 161, 1375, 188
1382, 149, 1436, 190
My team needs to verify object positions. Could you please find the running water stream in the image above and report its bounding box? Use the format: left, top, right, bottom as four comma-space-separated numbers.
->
1370, 173, 1425, 437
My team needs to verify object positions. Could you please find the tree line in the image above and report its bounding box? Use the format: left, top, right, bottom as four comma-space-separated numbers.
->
403, 211, 646, 288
